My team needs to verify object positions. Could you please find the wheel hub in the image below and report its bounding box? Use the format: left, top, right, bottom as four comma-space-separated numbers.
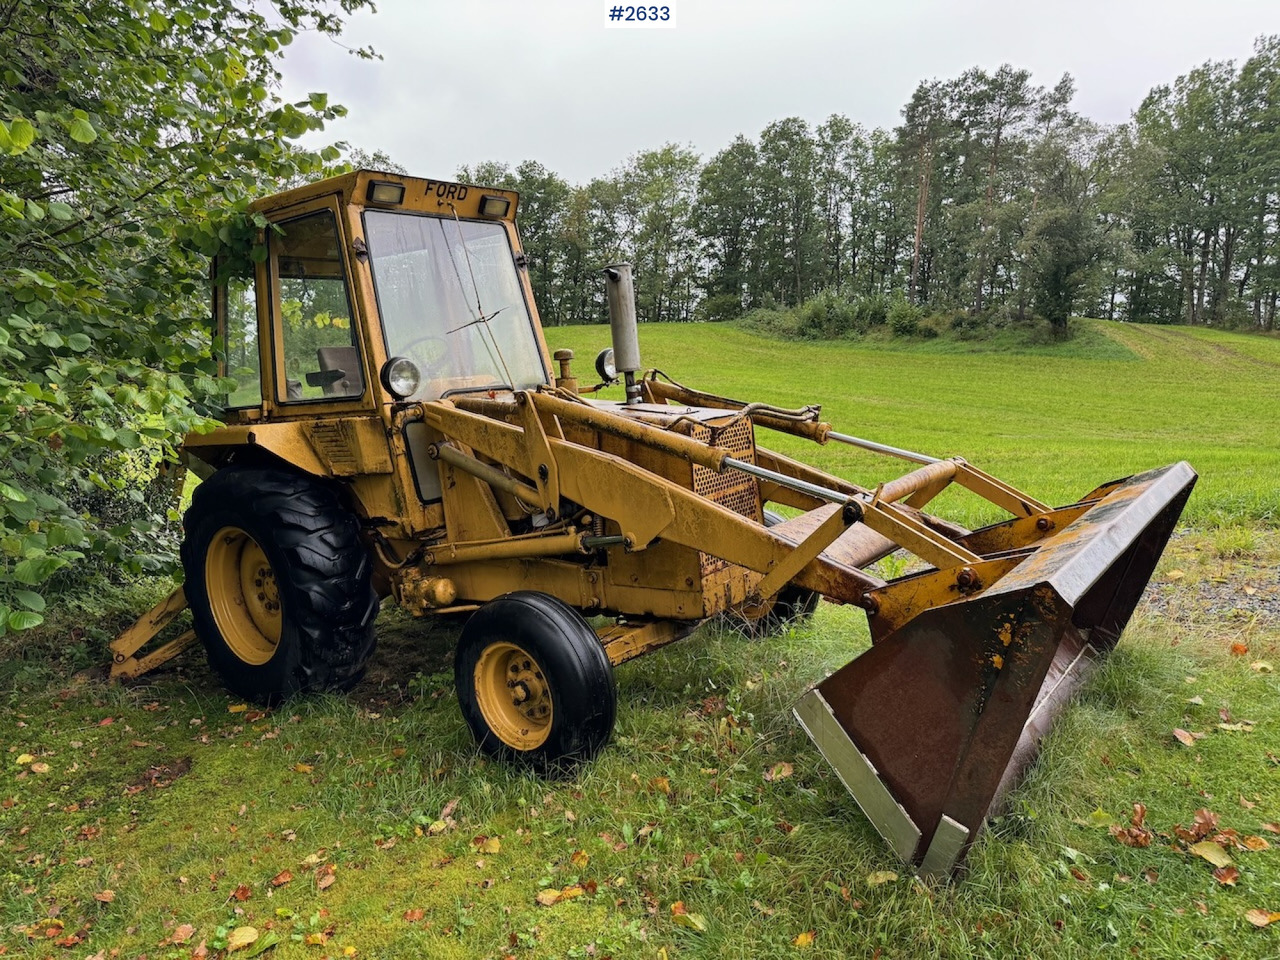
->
205, 526, 283, 666
474, 642, 553, 750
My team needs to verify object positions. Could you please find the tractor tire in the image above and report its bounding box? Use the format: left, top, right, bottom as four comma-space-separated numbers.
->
180, 467, 378, 705
455, 591, 615, 769
762, 509, 821, 625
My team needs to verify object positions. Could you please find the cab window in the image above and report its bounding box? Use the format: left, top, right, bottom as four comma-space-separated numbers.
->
271, 210, 363, 403
214, 258, 263, 411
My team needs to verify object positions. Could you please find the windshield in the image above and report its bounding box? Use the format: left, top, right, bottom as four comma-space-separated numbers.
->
363, 211, 547, 401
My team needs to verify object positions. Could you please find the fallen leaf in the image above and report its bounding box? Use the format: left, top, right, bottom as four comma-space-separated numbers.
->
304, 933, 327, 946
793, 930, 816, 947
1213, 865, 1240, 886
15, 753, 33, 765
649, 776, 673, 795
1242, 835, 1271, 851
570, 850, 590, 868
316, 865, 336, 891
1187, 695, 1204, 705
535, 889, 561, 907
1261, 823, 1280, 834
173, 924, 195, 944
270, 870, 293, 887
232, 883, 251, 901
227, 926, 258, 951
427, 820, 449, 836
439, 797, 460, 819
1173, 728, 1197, 747
1250, 661, 1273, 673
764, 762, 794, 782
228, 704, 248, 713
1144, 868, 1158, 884
1231, 642, 1249, 656
403, 908, 424, 922
478, 837, 500, 855
1246, 909, 1280, 927
30, 762, 50, 774
292, 763, 314, 774
558, 884, 585, 901
94, 889, 115, 903
866, 871, 898, 886
752, 899, 776, 916
670, 901, 708, 933
1189, 840, 1233, 869
1166, 569, 1185, 581
1240, 795, 1256, 809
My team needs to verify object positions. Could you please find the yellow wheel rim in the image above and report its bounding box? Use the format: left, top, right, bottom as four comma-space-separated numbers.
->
205, 526, 282, 666
473, 641, 553, 750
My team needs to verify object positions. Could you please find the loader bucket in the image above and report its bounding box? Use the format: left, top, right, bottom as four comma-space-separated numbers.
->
795, 461, 1196, 877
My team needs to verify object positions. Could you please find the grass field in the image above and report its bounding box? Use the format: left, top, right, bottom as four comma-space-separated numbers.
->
2, 320, 1279, 960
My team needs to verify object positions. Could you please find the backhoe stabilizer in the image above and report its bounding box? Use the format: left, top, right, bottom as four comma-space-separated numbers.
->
794, 460, 1197, 877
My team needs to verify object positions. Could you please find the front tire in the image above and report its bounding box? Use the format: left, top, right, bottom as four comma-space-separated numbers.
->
455, 592, 616, 768
181, 468, 378, 704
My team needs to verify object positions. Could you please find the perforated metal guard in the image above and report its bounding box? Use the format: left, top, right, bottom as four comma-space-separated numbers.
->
690, 418, 760, 576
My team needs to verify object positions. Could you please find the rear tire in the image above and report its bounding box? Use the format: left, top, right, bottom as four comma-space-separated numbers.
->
728, 510, 821, 636
181, 468, 378, 704
455, 591, 615, 769
763, 510, 822, 625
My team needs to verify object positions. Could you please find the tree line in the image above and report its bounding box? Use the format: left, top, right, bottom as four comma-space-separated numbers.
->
461, 36, 1280, 335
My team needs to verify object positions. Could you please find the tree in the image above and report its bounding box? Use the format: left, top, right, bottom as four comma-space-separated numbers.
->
0, 0, 372, 632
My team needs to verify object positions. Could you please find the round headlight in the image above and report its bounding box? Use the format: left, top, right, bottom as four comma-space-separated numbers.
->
594, 347, 617, 383
380, 356, 421, 399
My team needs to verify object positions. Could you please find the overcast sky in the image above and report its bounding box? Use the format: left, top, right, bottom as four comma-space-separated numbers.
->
279, 0, 1280, 184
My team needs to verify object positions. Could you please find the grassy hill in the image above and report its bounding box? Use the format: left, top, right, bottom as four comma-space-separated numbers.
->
545, 319, 1280, 528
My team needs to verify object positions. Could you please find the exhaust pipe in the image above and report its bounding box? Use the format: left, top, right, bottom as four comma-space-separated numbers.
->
603, 263, 642, 404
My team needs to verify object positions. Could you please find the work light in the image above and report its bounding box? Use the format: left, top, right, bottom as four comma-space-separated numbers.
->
380, 356, 420, 399
366, 180, 405, 205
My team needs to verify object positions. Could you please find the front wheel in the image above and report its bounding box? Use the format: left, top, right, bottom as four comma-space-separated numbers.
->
455, 592, 616, 768
181, 468, 379, 704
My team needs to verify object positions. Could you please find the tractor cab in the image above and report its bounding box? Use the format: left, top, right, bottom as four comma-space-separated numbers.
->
211, 171, 550, 425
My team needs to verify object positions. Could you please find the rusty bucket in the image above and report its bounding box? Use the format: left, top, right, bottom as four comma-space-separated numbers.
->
795, 461, 1197, 876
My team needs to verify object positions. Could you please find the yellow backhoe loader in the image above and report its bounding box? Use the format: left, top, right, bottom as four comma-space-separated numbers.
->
112, 171, 1195, 876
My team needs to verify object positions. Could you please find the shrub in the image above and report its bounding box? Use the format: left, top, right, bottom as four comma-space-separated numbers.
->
887, 298, 925, 337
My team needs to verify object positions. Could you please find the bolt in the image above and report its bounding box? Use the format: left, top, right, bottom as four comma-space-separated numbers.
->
510, 663, 519, 674
257, 592, 266, 601
1036, 516, 1052, 531
538, 463, 549, 481
522, 660, 530, 670
862, 596, 880, 615
957, 567, 976, 588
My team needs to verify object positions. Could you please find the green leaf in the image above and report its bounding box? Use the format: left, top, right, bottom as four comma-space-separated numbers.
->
40, 330, 64, 349
13, 590, 45, 612
66, 332, 91, 352
148, 9, 168, 31
47, 201, 75, 221
68, 117, 97, 144
308, 92, 328, 111
8, 117, 35, 151
12, 555, 67, 585
8, 610, 44, 631
0, 481, 28, 502
25, 199, 45, 221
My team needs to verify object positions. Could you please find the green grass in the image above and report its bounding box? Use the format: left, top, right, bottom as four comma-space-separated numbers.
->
545, 318, 1280, 528
4, 320, 1280, 959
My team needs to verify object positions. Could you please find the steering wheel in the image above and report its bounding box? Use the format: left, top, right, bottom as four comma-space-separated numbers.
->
398, 335, 450, 381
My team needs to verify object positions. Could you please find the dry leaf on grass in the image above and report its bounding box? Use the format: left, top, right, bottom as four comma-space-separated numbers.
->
403, 908, 424, 922
1189, 840, 1233, 869
30, 762, 50, 774
1213, 865, 1240, 886
1243, 835, 1271, 851
866, 871, 898, 886
1246, 909, 1280, 927
94, 889, 115, 903
570, 849, 590, 868
1230, 642, 1249, 656
292, 763, 314, 774
793, 930, 816, 947
1173, 728, 1201, 747
232, 883, 251, 901
270, 870, 292, 887
764, 762, 794, 782
227, 926, 257, 951
535, 889, 561, 907
670, 901, 708, 932
1250, 661, 1273, 673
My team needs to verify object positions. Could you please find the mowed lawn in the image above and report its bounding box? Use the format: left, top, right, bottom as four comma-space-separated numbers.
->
544, 319, 1280, 528
2, 321, 1279, 960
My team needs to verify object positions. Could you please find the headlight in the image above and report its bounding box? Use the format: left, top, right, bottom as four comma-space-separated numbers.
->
380, 356, 421, 399
594, 347, 617, 383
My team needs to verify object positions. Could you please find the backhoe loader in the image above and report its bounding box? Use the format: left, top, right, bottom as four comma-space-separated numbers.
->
112, 170, 1195, 876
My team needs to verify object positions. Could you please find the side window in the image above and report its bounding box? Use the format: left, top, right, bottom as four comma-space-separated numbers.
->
272, 210, 363, 402
215, 259, 263, 411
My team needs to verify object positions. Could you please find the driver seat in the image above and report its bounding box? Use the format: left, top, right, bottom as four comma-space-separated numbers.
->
316, 346, 363, 397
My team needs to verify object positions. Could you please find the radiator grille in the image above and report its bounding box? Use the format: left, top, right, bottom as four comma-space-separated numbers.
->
690, 418, 759, 576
